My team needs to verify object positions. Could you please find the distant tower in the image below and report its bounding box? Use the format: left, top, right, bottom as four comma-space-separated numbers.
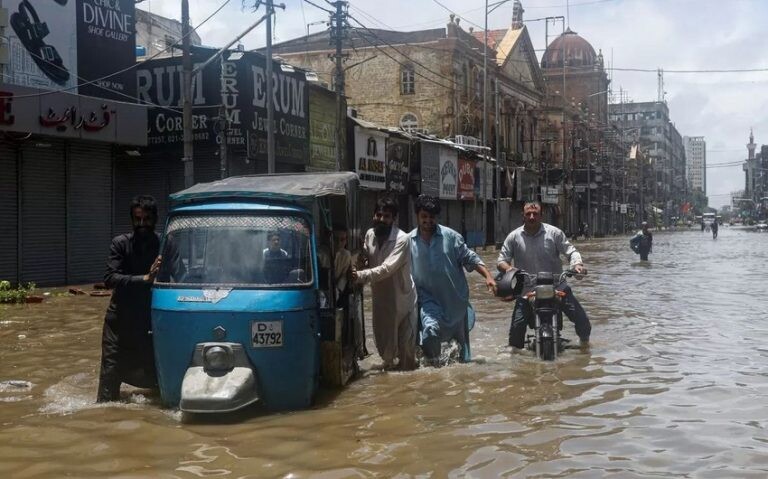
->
512, 0, 524, 29
747, 128, 756, 160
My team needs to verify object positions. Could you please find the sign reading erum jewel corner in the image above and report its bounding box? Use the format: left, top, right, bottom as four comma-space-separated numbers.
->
137, 51, 309, 165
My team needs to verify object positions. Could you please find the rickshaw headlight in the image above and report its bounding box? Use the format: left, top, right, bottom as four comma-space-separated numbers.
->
203, 345, 234, 372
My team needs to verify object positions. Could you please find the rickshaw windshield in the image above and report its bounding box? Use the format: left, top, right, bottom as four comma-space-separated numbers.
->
156, 214, 313, 288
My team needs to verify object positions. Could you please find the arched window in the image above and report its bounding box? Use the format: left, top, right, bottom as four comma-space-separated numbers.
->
401, 65, 415, 95
399, 113, 419, 132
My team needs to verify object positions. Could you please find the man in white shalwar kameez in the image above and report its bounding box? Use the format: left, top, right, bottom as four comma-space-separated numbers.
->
353, 197, 418, 371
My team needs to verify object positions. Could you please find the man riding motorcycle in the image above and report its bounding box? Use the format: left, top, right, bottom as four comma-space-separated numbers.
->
497, 202, 591, 349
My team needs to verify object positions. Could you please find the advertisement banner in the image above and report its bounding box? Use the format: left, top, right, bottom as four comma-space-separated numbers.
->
354, 126, 386, 189
420, 142, 439, 196
77, 0, 137, 100
458, 156, 475, 200
6, 0, 79, 90
439, 146, 458, 200
137, 51, 309, 165
386, 139, 410, 193
5, 0, 136, 100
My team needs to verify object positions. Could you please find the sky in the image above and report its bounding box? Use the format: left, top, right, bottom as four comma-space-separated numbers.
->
142, 0, 768, 208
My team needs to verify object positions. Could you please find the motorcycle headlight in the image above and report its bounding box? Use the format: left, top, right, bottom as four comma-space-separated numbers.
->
535, 285, 555, 300
203, 345, 234, 372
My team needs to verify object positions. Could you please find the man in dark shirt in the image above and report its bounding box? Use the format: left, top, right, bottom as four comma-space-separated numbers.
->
630, 221, 653, 261
97, 195, 162, 402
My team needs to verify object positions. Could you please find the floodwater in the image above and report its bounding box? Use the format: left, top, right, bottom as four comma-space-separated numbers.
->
1, 225, 768, 478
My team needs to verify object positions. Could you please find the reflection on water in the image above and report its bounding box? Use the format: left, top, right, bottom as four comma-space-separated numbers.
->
1, 227, 767, 477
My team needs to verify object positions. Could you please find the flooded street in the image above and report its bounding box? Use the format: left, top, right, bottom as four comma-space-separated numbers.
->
2, 226, 768, 478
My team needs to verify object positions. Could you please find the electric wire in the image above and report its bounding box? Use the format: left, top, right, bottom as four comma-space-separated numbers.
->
301, 0, 333, 14
347, 14, 461, 89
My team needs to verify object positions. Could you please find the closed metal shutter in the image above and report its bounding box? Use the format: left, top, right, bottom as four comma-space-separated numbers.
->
0, 143, 19, 283
67, 142, 113, 284
21, 142, 67, 286
194, 146, 223, 184
114, 156, 186, 237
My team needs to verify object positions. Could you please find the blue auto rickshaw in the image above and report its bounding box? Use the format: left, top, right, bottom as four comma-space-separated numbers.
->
152, 172, 365, 413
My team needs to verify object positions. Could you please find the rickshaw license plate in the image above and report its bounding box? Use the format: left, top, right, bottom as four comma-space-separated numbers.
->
251, 321, 283, 348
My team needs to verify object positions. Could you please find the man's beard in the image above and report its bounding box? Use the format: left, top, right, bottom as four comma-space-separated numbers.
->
134, 226, 154, 238
373, 221, 392, 238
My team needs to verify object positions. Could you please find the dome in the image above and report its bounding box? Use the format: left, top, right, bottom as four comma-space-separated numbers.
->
541, 28, 597, 69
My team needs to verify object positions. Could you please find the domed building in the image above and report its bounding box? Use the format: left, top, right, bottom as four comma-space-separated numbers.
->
541, 28, 599, 69
538, 27, 611, 237
540, 27, 608, 125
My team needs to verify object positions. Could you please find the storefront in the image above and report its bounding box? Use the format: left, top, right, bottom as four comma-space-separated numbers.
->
0, 85, 146, 285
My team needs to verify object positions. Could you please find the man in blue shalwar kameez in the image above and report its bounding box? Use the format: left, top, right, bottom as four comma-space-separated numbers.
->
409, 195, 497, 365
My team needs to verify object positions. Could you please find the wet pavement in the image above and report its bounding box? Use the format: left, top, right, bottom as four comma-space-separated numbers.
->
1, 225, 767, 478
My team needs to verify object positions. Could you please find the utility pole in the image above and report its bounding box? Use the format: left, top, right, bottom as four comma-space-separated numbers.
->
329, 1, 348, 171
181, 0, 194, 188
495, 78, 501, 245
219, 54, 228, 179
265, 0, 276, 173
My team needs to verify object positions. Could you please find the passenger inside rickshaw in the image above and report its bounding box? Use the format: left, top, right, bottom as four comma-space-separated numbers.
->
159, 215, 312, 286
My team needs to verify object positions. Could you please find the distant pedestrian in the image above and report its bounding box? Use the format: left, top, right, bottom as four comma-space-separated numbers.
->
712, 220, 719, 239
630, 221, 653, 261
97, 195, 162, 402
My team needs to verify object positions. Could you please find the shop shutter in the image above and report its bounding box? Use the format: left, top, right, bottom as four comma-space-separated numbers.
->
114, 155, 186, 237
20, 142, 66, 286
0, 144, 19, 284
67, 142, 113, 284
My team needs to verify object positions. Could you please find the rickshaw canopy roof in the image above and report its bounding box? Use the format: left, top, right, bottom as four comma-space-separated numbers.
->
170, 172, 359, 206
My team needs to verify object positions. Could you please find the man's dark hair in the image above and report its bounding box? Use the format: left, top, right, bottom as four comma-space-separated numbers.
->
374, 196, 398, 217
129, 195, 158, 218
414, 195, 441, 215
268, 231, 281, 240
523, 201, 542, 212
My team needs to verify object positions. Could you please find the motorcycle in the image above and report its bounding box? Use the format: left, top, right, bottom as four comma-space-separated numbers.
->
499, 269, 583, 361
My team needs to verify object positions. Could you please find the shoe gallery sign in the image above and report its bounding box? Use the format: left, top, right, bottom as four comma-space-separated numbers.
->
5, 0, 136, 101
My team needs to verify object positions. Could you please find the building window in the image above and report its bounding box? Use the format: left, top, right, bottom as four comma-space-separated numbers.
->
400, 113, 419, 132
401, 65, 415, 95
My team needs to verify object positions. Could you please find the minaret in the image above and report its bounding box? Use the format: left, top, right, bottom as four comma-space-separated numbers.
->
512, 0, 524, 29
747, 128, 756, 159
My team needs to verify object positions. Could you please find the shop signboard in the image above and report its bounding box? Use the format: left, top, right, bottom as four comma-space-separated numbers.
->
5, 0, 136, 100
438, 146, 458, 200
308, 86, 338, 171
137, 51, 309, 165
0, 83, 146, 145
386, 139, 410, 193
354, 126, 386, 189
540, 186, 559, 204
420, 142, 439, 196
458, 156, 475, 200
